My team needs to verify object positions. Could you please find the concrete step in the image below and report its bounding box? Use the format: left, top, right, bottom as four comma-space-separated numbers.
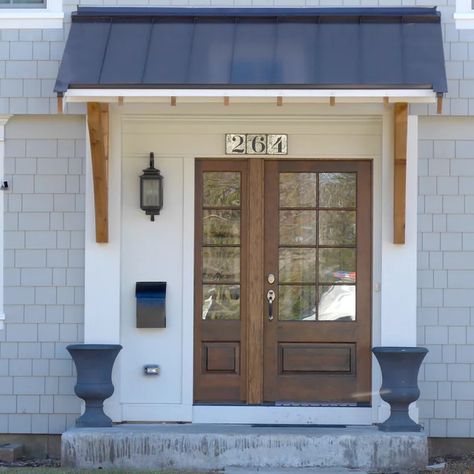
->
62, 424, 427, 472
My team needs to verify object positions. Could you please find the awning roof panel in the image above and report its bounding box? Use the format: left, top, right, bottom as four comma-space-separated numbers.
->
54, 7, 448, 95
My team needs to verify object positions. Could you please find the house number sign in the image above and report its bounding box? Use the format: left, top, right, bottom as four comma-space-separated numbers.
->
225, 134, 288, 155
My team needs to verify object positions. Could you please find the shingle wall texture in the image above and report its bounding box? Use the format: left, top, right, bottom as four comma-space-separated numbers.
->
0, 0, 474, 437
0, 115, 85, 434
418, 116, 474, 437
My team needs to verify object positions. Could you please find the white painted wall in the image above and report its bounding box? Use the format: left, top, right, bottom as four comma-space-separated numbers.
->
83, 102, 418, 424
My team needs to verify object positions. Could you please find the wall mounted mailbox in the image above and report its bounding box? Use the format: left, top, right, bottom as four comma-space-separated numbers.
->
136, 282, 166, 328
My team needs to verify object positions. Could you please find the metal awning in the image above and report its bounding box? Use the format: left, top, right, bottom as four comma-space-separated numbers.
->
55, 6, 447, 102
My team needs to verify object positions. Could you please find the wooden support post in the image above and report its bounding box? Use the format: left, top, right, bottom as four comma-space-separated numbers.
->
87, 102, 109, 243
247, 158, 264, 404
394, 102, 408, 244
276, 96, 283, 107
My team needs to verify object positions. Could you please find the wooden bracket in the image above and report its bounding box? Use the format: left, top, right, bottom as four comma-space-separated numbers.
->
57, 95, 63, 114
170, 96, 177, 107
437, 94, 443, 115
383, 96, 389, 107
87, 102, 109, 243
276, 96, 283, 107
224, 96, 230, 106
329, 97, 336, 106
394, 102, 408, 244
118, 96, 124, 106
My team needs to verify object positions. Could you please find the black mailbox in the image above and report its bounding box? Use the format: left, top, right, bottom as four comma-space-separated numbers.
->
136, 282, 166, 328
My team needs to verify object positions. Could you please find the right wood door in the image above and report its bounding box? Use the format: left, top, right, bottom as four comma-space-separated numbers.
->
263, 160, 372, 404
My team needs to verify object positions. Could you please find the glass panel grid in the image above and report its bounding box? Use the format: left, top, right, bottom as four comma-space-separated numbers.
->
201, 171, 242, 320
278, 171, 357, 322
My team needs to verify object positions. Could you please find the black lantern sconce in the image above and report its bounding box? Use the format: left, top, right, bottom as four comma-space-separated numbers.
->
140, 152, 163, 221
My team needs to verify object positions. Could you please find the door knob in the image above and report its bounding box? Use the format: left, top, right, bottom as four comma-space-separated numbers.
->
267, 289, 276, 321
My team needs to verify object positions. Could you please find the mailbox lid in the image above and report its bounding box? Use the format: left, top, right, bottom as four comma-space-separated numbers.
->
136, 281, 166, 299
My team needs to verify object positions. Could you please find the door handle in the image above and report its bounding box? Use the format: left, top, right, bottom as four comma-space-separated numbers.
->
267, 289, 276, 321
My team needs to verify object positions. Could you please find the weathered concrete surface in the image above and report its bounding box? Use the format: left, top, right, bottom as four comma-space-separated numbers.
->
61, 424, 427, 471
0, 443, 23, 462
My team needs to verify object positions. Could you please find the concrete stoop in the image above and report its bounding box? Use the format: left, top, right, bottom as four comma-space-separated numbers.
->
61, 424, 428, 472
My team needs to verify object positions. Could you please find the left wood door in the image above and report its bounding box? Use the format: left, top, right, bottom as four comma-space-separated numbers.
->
194, 159, 248, 403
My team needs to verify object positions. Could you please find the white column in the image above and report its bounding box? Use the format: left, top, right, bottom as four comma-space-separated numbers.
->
380, 114, 418, 347
84, 110, 121, 344
0, 116, 11, 331
375, 112, 419, 423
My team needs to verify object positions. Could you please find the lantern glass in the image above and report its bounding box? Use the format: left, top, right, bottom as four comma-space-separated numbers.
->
141, 178, 161, 209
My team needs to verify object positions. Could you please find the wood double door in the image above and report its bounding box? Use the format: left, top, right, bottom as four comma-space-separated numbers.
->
194, 159, 372, 405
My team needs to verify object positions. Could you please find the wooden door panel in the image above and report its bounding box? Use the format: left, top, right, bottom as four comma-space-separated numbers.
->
279, 343, 354, 374
194, 160, 248, 403
263, 160, 372, 404
195, 159, 372, 405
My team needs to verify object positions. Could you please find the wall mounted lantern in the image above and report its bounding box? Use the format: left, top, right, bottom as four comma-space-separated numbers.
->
140, 152, 163, 221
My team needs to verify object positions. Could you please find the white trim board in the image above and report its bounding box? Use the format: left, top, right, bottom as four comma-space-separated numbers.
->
193, 406, 372, 425
0, 0, 63, 28
63, 88, 437, 105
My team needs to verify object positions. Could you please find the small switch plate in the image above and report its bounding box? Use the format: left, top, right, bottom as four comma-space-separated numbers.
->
144, 364, 160, 376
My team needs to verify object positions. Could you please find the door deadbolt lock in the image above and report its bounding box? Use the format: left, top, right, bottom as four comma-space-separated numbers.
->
267, 273, 275, 284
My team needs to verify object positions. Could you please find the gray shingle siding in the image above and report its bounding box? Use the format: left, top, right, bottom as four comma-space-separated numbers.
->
1, 115, 84, 433
418, 116, 474, 437
0, 0, 474, 437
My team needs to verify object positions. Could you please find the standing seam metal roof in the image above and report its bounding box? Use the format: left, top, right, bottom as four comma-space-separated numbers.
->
54, 7, 447, 95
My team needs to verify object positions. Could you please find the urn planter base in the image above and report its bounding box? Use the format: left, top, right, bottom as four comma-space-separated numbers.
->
67, 344, 122, 428
372, 346, 428, 433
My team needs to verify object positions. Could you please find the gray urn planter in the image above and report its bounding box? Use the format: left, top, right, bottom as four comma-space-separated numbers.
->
67, 344, 122, 428
372, 346, 428, 432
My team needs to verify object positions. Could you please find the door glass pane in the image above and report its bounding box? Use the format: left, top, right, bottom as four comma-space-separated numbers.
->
202, 247, 240, 283
203, 210, 240, 245
319, 248, 356, 283
202, 285, 240, 320
278, 285, 316, 321
318, 285, 355, 321
280, 210, 316, 245
280, 173, 317, 208
319, 173, 356, 208
319, 211, 356, 246
203, 172, 240, 207
279, 248, 316, 283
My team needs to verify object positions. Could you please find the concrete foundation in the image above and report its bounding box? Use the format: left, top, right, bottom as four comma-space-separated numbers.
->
61, 424, 428, 471
0, 443, 23, 462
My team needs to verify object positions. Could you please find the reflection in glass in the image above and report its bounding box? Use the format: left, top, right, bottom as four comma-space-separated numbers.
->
319, 173, 356, 208
319, 211, 356, 246
319, 248, 356, 283
318, 285, 355, 321
203, 210, 240, 245
278, 285, 316, 320
280, 173, 317, 208
203, 172, 240, 207
202, 285, 240, 320
202, 247, 240, 282
279, 248, 316, 283
279, 210, 317, 245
